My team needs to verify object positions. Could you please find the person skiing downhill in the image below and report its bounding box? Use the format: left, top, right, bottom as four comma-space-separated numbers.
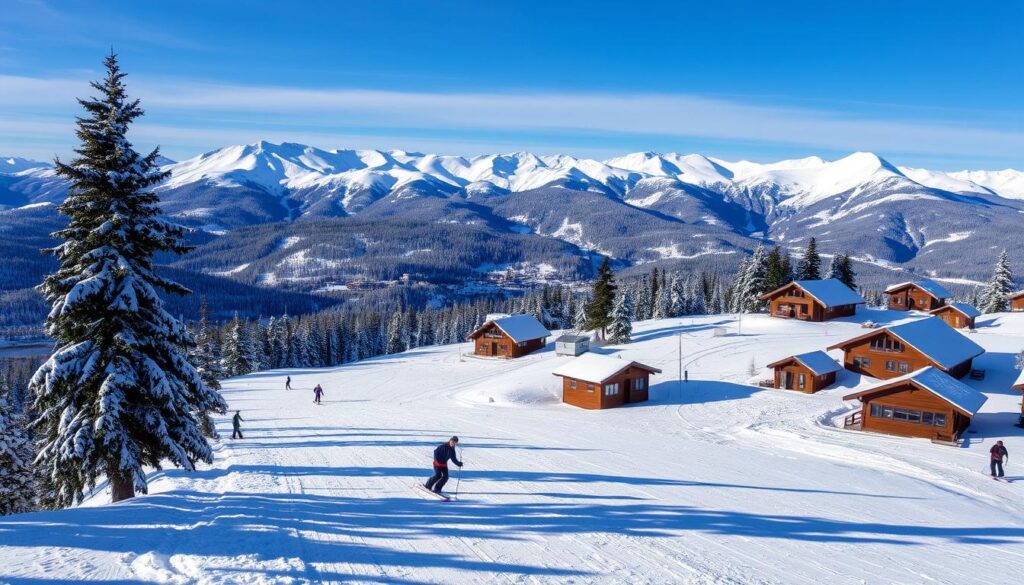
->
286, 376, 292, 391
425, 436, 463, 494
991, 440, 1009, 478
231, 410, 244, 439
313, 384, 325, 405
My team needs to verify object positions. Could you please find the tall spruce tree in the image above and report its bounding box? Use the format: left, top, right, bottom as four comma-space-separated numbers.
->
29, 53, 226, 504
824, 254, 841, 280
796, 237, 821, 280
584, 256, 617, 339
0, 381, 36, 515
981, 249, 1014, 313
190, 299, 225, 438
765, 246, 789, 292
836, 253, 857, 290
607, 291, 635, 344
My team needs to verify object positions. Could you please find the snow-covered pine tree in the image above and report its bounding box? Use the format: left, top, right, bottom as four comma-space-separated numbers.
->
795, 237, 821, 280
0, 380, 36, 515
634, 278, 652, 321
222, 312, 256, 376
607, 290, 635, 344
573, 300, 588, 333
765, 246, 790, 292
386, 311, 405, 354
729, 257, 750, 313
669, 273, 687, 317
29, 53, 226, 504
824, 254, 841, 280
836, 253, 857, 290
981, 249, 1014, 314
584, 256, 617, 340
742, 244, 769, 312
689, 275, 706, 315
190, 299, 225, 438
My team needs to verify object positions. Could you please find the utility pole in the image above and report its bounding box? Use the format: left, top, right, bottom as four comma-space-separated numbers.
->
678, 332, 683, 395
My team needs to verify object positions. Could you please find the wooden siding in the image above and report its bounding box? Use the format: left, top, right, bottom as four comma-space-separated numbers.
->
771, 359, 836, 393
765, 283, 856, 322
837, 330, 973, 379
472, 324, 545, 358
887, 285, 945, 311
930, 306, 975, 329
855, 383, 971, 442
1012, 295, 1024, 312
560, 367, 653, 410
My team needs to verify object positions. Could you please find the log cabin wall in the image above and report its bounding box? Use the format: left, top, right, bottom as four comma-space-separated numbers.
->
560, 367, 653, 410
839, 331, 937, 379
773, 360, 836, 393
932, 307, 975, 329
859, 384, 964, 441
887, 286, 944, 311
767, 285, 824, 321
1012, 296, 1024, 311
472, 324, 546, 358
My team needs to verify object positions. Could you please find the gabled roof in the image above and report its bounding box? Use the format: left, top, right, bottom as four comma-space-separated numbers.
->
1011, 290, 1024, 300
467, 314, 551, 343
843, 366, 988, 417
828, 317, 985, 371
760, 279, 865, 308
884, 279, 953, 300
931, 302, 982, 319
767, 350, 842, 376
555, 334, 590, 343
552, 353, 662, 384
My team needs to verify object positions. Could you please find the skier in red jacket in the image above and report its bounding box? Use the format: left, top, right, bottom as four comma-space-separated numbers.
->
990, 440, 1008, 478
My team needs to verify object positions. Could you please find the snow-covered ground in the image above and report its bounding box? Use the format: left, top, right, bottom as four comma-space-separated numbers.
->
3, 310, 1024, 584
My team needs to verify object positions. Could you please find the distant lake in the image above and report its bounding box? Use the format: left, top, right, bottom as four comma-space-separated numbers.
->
0, 342, 52, 358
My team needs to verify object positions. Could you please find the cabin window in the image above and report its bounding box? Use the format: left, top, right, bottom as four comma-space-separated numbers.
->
635, 377, 646, 390
798, 374, 806, 389
870, 337, 904, 352
869, 403, 948, 427
587, 384, 595, 392
893, 296, 902, 305
499, 344, 509, 352
603, 383, 620, 396
922, 412, 933, 425
898, 362, 909, 373
853, 356, 871, 368
569, 380, 577, 390
885, 360, 896, 372
933, 414, 946, 427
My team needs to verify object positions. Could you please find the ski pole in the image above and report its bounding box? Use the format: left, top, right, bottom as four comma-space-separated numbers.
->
454, 449, 463, 500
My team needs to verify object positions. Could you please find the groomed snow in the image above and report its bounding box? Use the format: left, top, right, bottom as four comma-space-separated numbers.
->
3, 310, 1024, 584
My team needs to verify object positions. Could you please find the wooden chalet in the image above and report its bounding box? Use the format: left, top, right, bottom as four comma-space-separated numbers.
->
1014, 368, 1024, 424
467, 314, 551, 358
827, 317, 984, 380
884, 279, 951, 311
766, 350, 842, 393
929, 302, 981, 330
1011, 291, 1024, 312
760, 279, 865, 322
552, 353, 661, 410
842, 366, 987, 443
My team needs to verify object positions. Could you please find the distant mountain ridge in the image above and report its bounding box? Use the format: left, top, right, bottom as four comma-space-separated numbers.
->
2, 143, 1023, 309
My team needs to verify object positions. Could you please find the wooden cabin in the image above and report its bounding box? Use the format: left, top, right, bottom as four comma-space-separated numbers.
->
884, 279, 951, 311
467, 314, 551, 358
928, 302, 981, 330
760, 279, 865, 322
827, 317, 984, 380
842, 366, 986, 443
766, 350, 842, 393
1011, 291, 1024, 312
552, 353, 662, 410
555, 334, 590, 357
1013, 369, 1024, 425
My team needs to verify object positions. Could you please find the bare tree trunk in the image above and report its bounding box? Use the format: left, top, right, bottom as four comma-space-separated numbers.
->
108, 468, 135, 502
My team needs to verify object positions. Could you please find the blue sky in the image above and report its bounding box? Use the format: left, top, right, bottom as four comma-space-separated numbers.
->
2, 0, 1022, 169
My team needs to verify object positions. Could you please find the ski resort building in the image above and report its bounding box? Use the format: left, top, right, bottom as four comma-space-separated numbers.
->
929, 302, 981, 330
884, 279, 951, 312
467, 314, 551, 358
555, 334, 590, 357
1011, 291, 1024, 312
760, 279, 865, 322
766, 350, 843, 393
552, 353, 661, 410
827, 317, 984, 380
842, 367, 987, 443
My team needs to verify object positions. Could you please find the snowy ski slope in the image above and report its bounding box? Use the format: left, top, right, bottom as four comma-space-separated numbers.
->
2, 310, 1024, 584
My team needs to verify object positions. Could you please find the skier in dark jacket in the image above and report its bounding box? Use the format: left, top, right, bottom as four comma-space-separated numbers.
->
231, 411, 244, 439
313, 384, 324, 404
990, 440, 1009, 478
425, 436, 462, 493
286, 376, 292, 391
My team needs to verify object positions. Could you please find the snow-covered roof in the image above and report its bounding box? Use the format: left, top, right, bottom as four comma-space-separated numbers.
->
1011, 290, 1024, 300
552, 353, 661, 384
828, 317, 985, 370
555, 334, 590, 343
792, 279, 865, 308
773, 350, 842, 376
884, 279, 952, 299
934, 302, 982, 319
468, 314, 551, 343
844, 366, 988, 416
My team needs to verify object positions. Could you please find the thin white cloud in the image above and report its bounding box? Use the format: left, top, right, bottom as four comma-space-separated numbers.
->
1, 74, 1022, 166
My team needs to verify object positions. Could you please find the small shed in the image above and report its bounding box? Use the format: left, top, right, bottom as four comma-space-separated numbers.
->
842, 366, 987, 443
884, 279, 952, 312
766, 350, 842, 393
1011, 291, 1024, 312
552, 353, 662, 410
827, 317, 985, 380
555, 334, 590, 357
929, 302, 981, 330
467, 314, 551, 359
759, 279, 865, 322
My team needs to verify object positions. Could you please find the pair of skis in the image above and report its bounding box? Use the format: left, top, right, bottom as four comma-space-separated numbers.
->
414, 483, 455, 501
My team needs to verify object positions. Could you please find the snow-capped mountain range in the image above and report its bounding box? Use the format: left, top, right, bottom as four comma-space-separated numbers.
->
2, 142, 1023, 300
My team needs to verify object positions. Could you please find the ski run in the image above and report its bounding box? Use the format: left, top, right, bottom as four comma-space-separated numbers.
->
3, 309, 1024, 584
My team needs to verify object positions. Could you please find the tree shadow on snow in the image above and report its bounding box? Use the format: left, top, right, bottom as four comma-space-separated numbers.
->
2, 488, 1019, 584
